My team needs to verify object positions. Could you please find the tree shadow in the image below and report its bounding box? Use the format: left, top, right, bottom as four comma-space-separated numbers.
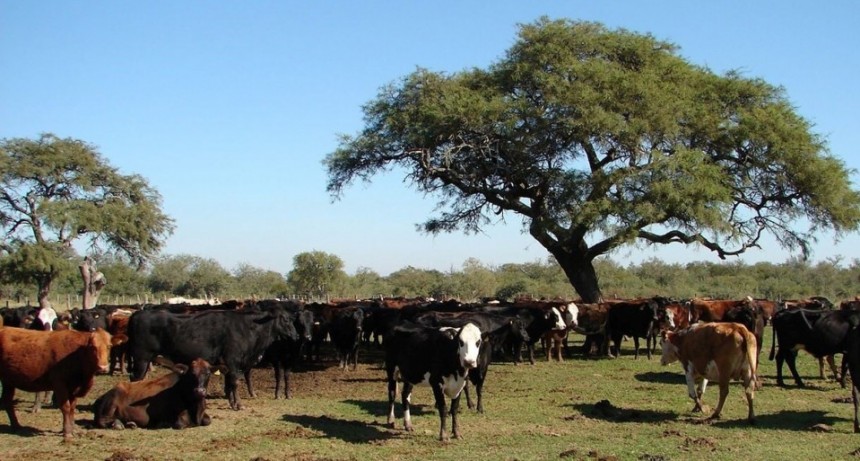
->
341, 399, 432, 418
281, 414, 399, 444
568, 400, 678, 423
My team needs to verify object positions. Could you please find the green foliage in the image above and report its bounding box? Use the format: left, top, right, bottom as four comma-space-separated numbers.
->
0, 133, 173, 305
148, 254, 232, 299
286, 251, 347, 300
232, 263, 290, 299
325, 18, 860, 301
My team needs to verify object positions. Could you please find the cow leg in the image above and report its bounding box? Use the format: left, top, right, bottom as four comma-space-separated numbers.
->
824, 355, 839, 381
273, 362, 284, 399
0, 382, 21, 429
684, 365, 705, 413
841, 355, 849, 389
386, 374, 397, 427
784, 350, 804, 387
528, 343, 536, 365
463, 381, 473, 410
633, 337, 640, 360
450, 393, 463, 439
431, 383, 449, 442
55, 389, 75, 440
243, 369, 256, 399
225, 371, 242, 410
401, 383, 414, 432
853, 380, 860, 433
743, 374, 756, 424
708, 379, 729, 421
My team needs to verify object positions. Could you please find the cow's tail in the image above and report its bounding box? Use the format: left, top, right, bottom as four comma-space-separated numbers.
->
768, 321, 777, 361
744, 329, 758, 386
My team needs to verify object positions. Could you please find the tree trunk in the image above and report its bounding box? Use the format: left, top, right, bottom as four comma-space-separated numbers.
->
553, 251, 602, 303
37, 278, 52, 310
80, 256, 107, 309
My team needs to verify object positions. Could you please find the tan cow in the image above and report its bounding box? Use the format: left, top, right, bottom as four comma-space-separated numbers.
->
0, 327, 112, 439
660, 322, 757, 424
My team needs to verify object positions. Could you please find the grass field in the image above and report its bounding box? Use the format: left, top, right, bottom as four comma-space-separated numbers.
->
1, 329, 859, 461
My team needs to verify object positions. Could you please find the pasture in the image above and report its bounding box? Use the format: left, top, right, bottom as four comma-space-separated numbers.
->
2, 329, 859, 461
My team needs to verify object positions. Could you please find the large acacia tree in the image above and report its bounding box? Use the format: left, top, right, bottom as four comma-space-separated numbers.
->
0, 133, 174, 308
325, 19, 860, 302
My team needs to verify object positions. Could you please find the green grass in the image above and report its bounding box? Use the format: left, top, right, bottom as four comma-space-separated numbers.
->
2, 329, 859, 460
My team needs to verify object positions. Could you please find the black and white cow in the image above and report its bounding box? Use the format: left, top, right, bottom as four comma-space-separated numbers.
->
385, 322, 482, 441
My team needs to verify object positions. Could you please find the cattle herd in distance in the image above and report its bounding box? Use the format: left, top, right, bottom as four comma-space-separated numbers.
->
1, 294, 860, 441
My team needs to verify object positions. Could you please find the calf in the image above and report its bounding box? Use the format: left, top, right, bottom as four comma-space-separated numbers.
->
661, 322, 757, 424
93, 357, 221, 429
0, 328, 112, 439
385, 322, 482, 441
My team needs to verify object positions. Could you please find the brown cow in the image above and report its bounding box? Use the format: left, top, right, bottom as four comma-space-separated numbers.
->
661, 322, 757, 424
93, 357, 222, 430
0, 327, 112, 439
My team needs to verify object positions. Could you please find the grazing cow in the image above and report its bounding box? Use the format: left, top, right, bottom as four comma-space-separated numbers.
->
0, 328, 112, 439
329, 306, 364, 370
573, 302, 612, 357
661, 322, 757, 424
385, 322, 482, 441
127, 308, 299, 410
540, 304, 580, 362
480, 304, 567, 364
769, 308, 851, 387
93, 357, 222, 430
605, 298, 673, 360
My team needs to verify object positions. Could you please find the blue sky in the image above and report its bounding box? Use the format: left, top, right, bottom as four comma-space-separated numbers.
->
2, 2, 858, 275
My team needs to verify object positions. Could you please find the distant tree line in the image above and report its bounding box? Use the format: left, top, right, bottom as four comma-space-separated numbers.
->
1, 249, 858, 308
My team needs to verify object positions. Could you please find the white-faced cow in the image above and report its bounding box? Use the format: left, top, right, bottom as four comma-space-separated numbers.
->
661, 322, 757, 424
385, 322, 482, 441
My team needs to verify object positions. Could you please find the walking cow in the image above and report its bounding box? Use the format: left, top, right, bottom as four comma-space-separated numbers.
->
661, 322, 757, 424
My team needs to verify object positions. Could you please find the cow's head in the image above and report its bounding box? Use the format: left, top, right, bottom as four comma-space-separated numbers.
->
509, 317, 530, 343
456, 323, 482, 369
87, 328, 113, 374
548, 307, 566, 330
659, 330, 683, 366
564, 303, 579, 329
76, 308, 109, 332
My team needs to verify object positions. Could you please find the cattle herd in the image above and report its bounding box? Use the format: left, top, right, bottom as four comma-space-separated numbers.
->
1, 294, 860, 442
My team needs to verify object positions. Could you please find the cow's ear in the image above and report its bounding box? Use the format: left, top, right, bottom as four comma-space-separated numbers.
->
173, 364, 190, 375
111, 334, 129, 346
211, 365, 229, 375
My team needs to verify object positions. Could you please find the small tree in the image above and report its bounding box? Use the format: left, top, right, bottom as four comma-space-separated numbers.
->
286, 251, 347, 300
0, 134, 174, 309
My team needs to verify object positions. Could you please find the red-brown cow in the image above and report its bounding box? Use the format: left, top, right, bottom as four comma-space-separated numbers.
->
93, 357, 222, 430
0, 327, 112, 439
661, 322, 757, 424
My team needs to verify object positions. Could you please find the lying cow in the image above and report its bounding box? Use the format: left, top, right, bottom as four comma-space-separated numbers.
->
0, 327, 112, 439
93, 357, 222, 429
660, 322, 757, 424
385, 322, 482, 441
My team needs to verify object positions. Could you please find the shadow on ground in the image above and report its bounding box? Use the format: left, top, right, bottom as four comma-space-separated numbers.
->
281, 413, 400, 443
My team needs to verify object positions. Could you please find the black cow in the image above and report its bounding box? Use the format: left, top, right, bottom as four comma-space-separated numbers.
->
414, 311, 529, 413
75, 306, 114, 332
770, 308, 851, 387
245, 302, 315, 399
329, 307, 364, 370
92, 357, 223, 429
479, 305, 567, 364
126, 308, 299, 410
605, 298, 673, 360
385, 322, 482, 441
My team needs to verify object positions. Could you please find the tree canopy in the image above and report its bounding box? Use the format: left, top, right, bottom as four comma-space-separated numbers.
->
287, 250, 347, 299
0, 133, 174, 307
325, 18, 860, 302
